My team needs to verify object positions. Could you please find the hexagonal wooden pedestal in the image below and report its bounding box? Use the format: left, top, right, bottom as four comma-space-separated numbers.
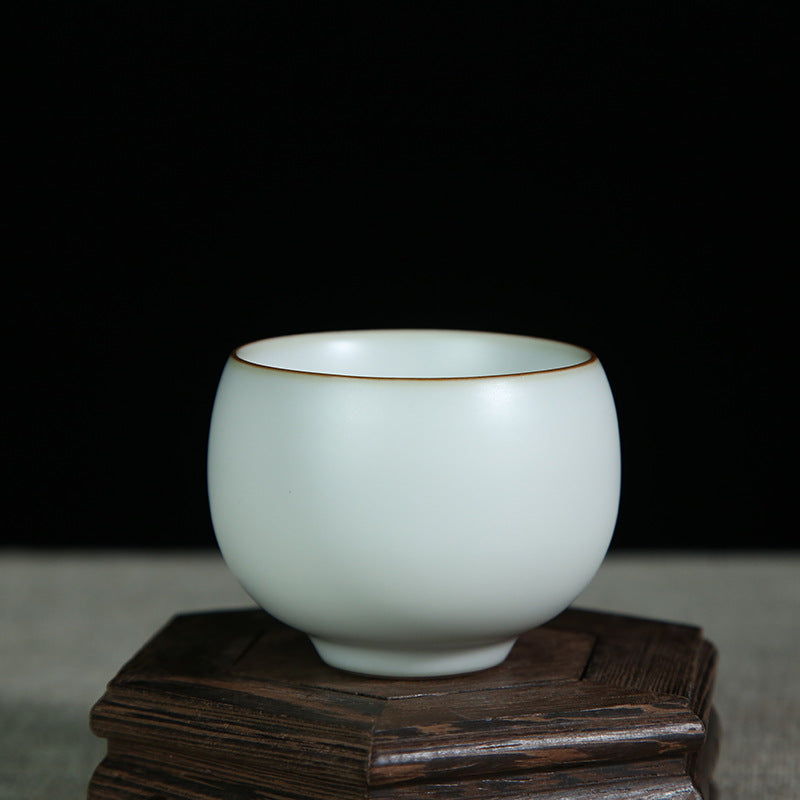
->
88, 607, 719, 799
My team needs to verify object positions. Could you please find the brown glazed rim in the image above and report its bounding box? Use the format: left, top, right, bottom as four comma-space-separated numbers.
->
231, 330, 598, 381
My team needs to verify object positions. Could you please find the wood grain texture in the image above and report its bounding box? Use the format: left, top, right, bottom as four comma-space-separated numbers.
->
88, 607, 719, 799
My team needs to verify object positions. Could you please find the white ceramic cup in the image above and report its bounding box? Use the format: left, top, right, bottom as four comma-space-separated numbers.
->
207, 329, 620, 677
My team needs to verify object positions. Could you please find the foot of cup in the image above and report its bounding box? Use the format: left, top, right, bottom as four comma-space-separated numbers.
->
309, 636, 517, 678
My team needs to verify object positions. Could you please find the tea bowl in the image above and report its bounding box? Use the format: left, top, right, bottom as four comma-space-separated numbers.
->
207, 329, 620, 677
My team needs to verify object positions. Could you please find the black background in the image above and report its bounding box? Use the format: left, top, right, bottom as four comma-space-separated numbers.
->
9, 3, 792, 550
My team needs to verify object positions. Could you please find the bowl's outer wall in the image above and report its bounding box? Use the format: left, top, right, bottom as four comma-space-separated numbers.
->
207, 359, 621, 646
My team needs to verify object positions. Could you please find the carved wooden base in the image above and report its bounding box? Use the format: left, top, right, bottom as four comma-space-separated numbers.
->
89, 607, 719, 799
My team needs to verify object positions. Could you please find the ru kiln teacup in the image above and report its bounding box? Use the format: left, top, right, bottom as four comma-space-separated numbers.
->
207, 329, 621, 677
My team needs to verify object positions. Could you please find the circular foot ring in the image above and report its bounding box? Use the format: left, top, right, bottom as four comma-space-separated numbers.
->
309, 636, 517, 678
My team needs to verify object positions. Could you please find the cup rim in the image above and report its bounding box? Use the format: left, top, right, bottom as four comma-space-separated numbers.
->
231, 329, 597, 381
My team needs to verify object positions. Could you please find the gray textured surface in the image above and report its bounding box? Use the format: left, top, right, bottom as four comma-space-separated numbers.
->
1, 550, 798, 799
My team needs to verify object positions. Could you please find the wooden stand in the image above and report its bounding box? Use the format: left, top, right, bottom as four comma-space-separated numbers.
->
89, 607, 719, 799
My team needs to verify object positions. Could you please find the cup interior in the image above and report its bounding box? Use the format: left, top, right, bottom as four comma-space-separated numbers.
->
234, 330, 593, 379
